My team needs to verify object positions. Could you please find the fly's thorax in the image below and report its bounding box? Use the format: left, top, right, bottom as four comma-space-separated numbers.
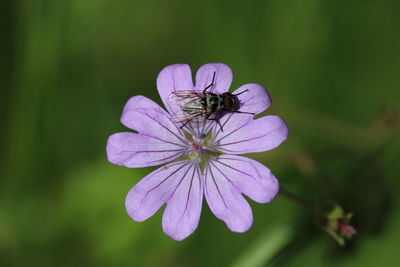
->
206, 93, 224, 112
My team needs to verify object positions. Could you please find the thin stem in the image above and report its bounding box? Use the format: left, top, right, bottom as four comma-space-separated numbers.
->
279, 188, 317, 210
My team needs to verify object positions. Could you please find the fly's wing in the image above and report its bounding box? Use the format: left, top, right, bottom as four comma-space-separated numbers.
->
170, 109, 208, 123
168, 90, 205, 107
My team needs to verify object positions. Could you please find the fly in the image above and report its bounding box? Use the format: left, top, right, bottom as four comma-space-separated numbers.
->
168, 72, 254, 131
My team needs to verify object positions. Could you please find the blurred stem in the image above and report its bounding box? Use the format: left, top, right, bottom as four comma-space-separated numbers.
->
279, 188, 317, 210
276, 100, 399, 151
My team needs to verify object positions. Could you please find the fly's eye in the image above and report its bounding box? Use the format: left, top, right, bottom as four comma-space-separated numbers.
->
224, 97, 233, 106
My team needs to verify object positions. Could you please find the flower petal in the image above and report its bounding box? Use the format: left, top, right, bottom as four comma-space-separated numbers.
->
213, 115, 288, 154
121, 95, 188, 146
106, 132, 186, 167
125, 161, 193, 222
231, 83, 271, 115
156, 64, 194, 114
195, 63, 233, 94
204, 163, 253, 232
209, 155, 279, 203
162, 163, 203, 241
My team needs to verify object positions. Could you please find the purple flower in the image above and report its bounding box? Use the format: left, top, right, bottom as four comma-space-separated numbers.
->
106, 63, 288, 241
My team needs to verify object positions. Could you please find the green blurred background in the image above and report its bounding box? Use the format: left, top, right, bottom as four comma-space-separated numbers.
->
1, 0, 400, 266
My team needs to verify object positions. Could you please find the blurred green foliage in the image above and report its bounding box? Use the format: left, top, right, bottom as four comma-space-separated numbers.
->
1, 0, 399, 266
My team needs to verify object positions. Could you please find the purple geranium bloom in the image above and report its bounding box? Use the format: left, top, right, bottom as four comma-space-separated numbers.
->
106, 63, 288, 241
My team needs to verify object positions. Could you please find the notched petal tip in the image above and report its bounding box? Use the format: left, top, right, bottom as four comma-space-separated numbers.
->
215, 115, 289, 154
106, 132, 184, 168
233, 83, 272, 115
209, 155, 280, 204
124, 161, 192, 223
156, 64, 194, 114
117, 96, 187, 147
120, 95, 165, 128
161, 163, 203, 241
225, 213, 253, 233
106, 132, 126, 166
162, 223, 196, 241
204, 163, 254, 233
260, 174, 280, 203
265, 116, 289, 151
122, 95, 159, 117
263, 115, 289, 148
195, 63, 233, 93
125, 191, 150, 223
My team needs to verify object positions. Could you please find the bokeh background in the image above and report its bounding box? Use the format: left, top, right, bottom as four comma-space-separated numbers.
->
1, 0, 400, 266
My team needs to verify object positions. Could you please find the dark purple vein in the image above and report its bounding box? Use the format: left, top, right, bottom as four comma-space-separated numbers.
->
211, 158, 252, 177
207, 164, 228, 208
145, 161, 191, 197
181, 164, 198, 220
122, 150, 185, 166
140, 110, 188, 145
212, 119, 250, 145
168, 162, 195, 205
217, 131, 274, 148
139, 132, 187, 148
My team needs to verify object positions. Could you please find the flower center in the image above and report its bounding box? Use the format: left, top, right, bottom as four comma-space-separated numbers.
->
187, 139, 205, 159
184, 130, 222, 170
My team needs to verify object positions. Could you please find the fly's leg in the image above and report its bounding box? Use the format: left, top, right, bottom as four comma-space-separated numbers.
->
202, 72, 216, 93
221, 107, 255, 116
179, 113, 204, 130
233, 89, 249, 96
233, 110, 255, 115
180, 120, 191, 129
205, 113, 224, 132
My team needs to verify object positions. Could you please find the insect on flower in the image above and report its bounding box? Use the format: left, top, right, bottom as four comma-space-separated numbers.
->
106, 63, 289, 241
168, 72, 255, 130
